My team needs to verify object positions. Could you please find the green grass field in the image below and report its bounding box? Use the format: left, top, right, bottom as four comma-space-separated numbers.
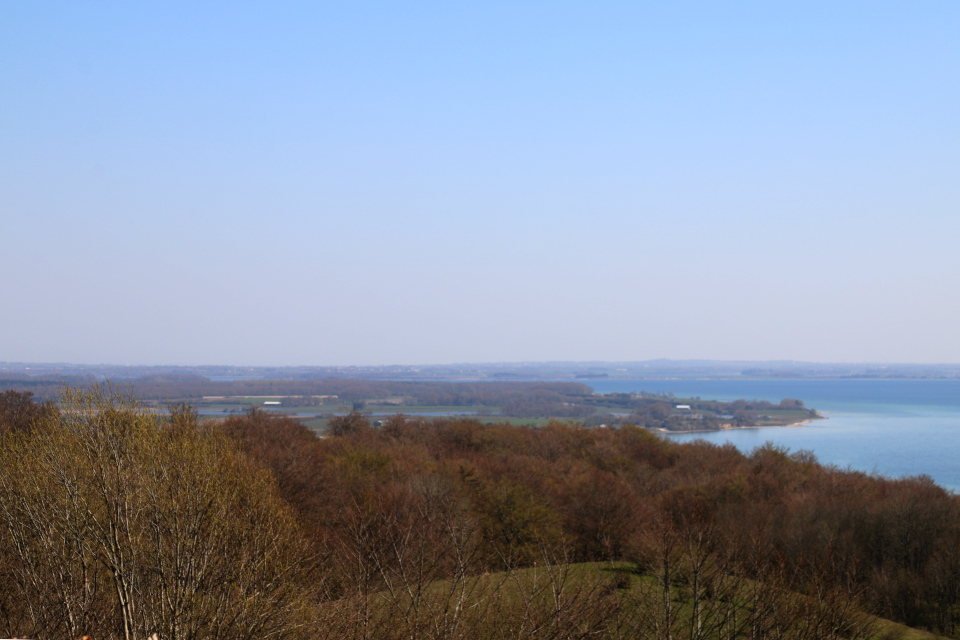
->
184, 393, 818, 436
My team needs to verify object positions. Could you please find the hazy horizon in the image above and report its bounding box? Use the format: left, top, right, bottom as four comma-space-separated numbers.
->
4, 358, 959, 375
3, 2, 958, 366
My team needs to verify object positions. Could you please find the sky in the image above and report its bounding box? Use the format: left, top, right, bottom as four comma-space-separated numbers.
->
2, 1, 959, 366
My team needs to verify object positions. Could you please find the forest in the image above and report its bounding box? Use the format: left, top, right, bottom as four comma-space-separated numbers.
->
1, 387, 958, 640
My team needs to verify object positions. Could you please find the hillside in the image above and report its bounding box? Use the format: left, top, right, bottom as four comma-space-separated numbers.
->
354, 562, 948, 640
0, 387, 957, 639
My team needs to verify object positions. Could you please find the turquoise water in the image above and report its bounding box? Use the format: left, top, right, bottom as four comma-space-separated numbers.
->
585, 379, 960, 492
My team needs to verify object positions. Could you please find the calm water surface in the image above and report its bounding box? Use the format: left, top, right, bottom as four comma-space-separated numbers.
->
585, 379, 960, 492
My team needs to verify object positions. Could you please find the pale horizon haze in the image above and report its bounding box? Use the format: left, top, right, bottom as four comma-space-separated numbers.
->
2, 2, 959, 366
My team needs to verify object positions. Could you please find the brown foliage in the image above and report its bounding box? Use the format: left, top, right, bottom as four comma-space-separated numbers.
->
0, 389, 55, 435
4, 392, 960, 638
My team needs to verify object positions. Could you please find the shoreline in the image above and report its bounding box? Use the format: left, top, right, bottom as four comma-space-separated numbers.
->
658, 416, 823, 435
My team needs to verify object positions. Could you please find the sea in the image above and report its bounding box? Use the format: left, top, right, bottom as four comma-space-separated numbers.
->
583, 379, 960, 493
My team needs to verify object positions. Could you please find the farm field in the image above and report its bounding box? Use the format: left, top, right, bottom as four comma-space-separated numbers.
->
185, 390, 819, 435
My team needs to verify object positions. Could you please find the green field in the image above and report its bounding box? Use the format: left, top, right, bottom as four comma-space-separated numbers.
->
172, 392, 820, 436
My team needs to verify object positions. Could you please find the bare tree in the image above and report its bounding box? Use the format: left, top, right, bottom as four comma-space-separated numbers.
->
0, 385, 312, 640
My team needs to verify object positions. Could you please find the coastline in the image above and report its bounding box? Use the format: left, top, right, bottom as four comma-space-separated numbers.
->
658, 415, 823, 435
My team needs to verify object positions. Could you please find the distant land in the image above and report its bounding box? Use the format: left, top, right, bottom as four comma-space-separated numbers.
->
1, 359, 959, 382
0, 374, 820, 434
0, 359, 952, 435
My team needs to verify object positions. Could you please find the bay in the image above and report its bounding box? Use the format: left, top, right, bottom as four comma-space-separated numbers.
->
584, 379, 960, 492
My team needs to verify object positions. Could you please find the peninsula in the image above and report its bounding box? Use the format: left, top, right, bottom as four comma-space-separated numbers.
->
0, 374, 821, 434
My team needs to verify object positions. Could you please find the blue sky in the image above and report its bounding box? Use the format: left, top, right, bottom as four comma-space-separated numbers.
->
2, 2, 958, 365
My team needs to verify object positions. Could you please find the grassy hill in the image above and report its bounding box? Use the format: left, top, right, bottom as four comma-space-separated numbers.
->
317, 561, 949, 640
